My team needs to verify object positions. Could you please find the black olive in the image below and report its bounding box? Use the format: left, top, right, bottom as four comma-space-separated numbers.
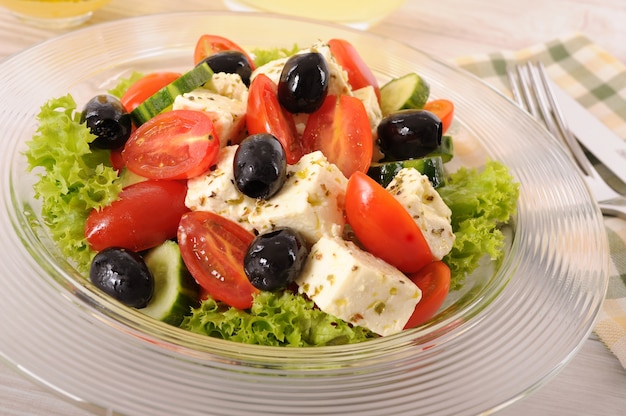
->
198, 51, 253, 86
89, 247, 154, 308
377, 110, 443, 160
278, 52, 329, 113
81, 94, 132, 149
244, 228, 309, 291
233, 133, 287, 199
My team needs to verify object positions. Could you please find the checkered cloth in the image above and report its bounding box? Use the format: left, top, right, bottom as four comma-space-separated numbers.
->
454, 33, 626, 368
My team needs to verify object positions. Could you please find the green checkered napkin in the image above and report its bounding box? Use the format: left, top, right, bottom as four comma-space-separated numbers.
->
454, 33, 626, 368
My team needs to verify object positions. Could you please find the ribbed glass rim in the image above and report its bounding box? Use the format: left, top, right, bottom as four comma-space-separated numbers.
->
0, 11, 609, 416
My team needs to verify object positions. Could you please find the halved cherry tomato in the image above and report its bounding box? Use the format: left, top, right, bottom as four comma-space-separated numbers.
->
424, 99, 454, 134
178, 211, 259, 310
247, 73, 303, 164
328, 38, 380, 102
85, 180, 188, 252
302, 94, 372, 177
404, 261, 451, 329
109, 147, 125, 172
120, 72, 181, 112
122, 110, 220, 180
193, 34, 256, 69
345, 171, 433, 273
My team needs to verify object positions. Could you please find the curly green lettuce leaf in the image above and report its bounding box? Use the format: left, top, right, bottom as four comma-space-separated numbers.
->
24, 94, 122, 272
439, 160, 519, 289
107, 71, 144, 99
252, 44, 300, 67
181, 291, 375, 347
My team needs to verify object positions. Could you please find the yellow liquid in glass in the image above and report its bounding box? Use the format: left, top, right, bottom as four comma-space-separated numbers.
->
226, 0, 406, 28
0, 0, 110, 20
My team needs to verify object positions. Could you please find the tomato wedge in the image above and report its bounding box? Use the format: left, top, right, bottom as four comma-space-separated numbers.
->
302, 94, 372, 177
120, 72, 181, 113
109, 147, 125, 171
404, 261, 451, 329
328, 38, 380, 102
424, 99, 454, 134
178, 211, 259, 310
85, 180, 189, 252
345, 171, 433, 273
193, 34, 256, 69
247, 73, 303, 164
122, 109, 220, 180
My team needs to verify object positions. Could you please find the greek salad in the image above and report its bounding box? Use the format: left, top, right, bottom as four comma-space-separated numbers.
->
25, 34, 519, 346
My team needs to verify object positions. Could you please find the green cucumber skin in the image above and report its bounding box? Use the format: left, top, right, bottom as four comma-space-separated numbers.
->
130, 62, 214, 126
142, 240, 199, 326
368, 156, 446, 188
380, 73, 430, 115
429, 135, 454, 163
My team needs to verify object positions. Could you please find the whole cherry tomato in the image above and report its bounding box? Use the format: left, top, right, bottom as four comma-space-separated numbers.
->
404, 261, 451, 329
345, 171, 433, 273
85, 180, 189, 252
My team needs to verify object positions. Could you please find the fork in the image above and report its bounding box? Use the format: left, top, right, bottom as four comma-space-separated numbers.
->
507, 62, 626, 219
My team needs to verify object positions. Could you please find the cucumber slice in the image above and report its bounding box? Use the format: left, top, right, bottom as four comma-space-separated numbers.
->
426, 135, 454, 163
130, 62, 214, 126
368, 156, 446, 188
380, 72, 430, 116
142, 240, 199, 326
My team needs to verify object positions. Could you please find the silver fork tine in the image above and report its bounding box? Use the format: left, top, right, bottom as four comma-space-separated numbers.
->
524, 64, 561, 145
532, 62, 594, 177
508, 65, 539, 119
507, 62, 626, 219
508, 62, 596, 175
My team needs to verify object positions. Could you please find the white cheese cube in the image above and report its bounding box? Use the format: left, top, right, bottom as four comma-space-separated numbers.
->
297, 235, 421, 336
173, 80, 247, 147
386, 168, 455, 259
208, 72, 249, 102
307, 41, 352, 97
248, 151, 347, 242
251, 41, 352, 97
185, 146, 257, 232
250, 56, 288, 86
352, 85, 382, 134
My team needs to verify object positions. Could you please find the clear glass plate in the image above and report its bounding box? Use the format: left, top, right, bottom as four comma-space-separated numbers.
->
0, 11, 609, 416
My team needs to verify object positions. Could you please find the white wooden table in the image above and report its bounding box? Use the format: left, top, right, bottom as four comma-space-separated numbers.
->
1, 1, 625, 414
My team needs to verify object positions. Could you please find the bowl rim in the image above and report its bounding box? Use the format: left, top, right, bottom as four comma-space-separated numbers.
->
0, 10, 610, 416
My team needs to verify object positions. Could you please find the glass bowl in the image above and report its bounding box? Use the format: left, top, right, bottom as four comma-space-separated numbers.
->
0, 11, 609, 416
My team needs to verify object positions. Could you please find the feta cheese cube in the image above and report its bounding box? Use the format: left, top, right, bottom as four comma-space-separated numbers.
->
249, 151, 347, 242
307, 41, 352, 97
251, 41, 352, 97
386, 168, 455, 259
186, 148, 347, 240
250, 56, 287, 86
297, 235, 421, 336
352, 85, 382, 134
208, 72, 249, 102
173, 76, 248, 147
185, 146, 257, 232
